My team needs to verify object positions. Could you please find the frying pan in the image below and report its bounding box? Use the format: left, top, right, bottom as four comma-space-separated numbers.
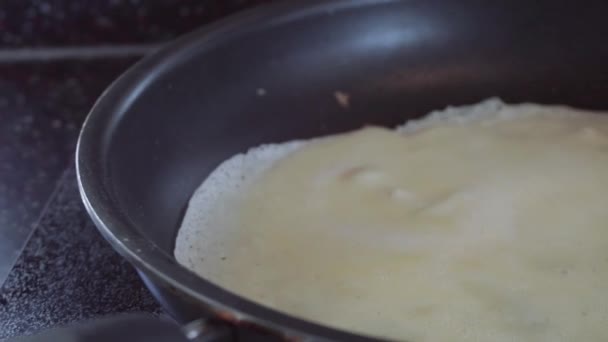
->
71, 0, 608, 340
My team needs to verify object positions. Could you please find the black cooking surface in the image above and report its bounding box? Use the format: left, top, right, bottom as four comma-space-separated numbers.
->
0, 167, 162, 339
0, 59, 138, 284
0, 0, 272, 47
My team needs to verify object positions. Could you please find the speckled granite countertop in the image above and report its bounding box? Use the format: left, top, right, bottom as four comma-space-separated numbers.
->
0, 59, 138, 283
0, 0, 271, 47
0, 167, 162, 339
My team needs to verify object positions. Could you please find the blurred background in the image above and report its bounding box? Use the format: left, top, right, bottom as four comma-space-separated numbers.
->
0, 1, 270, 338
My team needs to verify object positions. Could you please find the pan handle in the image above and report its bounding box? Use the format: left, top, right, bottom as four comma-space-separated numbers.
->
182, 317, 234, 341
8, 314, 234, 342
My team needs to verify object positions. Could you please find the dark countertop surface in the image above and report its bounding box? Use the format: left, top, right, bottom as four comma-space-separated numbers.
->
0, 58, 137, 284
0, 0, 271, 47
0, 0, 269, 340
0, 167, 162, 339
0, 57, 161, 340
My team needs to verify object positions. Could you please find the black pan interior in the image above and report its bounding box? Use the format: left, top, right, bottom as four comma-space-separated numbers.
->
98, 0, 608, 255
78, 0, 608, 336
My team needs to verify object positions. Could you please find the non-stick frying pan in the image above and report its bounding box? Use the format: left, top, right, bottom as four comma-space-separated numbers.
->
55, 0, 608, 340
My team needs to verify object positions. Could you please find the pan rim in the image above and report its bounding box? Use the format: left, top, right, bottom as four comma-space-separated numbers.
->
76, 0, 398, 341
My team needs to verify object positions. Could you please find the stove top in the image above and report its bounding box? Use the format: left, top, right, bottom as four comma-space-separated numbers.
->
0, 166, 161, 339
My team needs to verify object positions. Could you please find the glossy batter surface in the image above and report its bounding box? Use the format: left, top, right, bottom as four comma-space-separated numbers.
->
176, 100, 608, 341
